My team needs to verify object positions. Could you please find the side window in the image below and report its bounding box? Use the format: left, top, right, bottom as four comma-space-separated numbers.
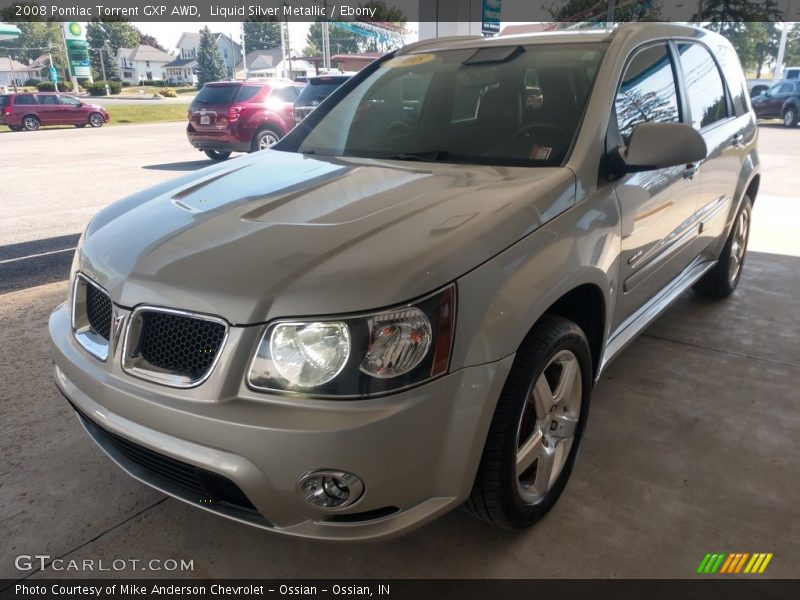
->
61, 96, 80, 106
615, 44, 680, 144
38, 95, 59, 105
714, 43, 750, 117
237, 86, 261, 102
15, 94, 36, 105
777, 83, 794, 94
271, 87, 296, 103
677, 42, 729, 129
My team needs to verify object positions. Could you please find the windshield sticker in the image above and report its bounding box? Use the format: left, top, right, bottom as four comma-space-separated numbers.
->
383, 54, 436, 68
529, 145, 552, 161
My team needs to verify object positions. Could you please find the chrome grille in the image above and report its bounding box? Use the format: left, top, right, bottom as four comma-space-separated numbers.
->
85, 283, 112, 341
123, 307, 228, 387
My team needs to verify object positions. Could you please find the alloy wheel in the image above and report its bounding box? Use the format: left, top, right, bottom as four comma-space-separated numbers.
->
515, 349, 582, 504
23, 116, 39, 131
728, 208, 749, 284
258, 131, 279, 150
784, 110, 796, 127
89, 114, 103, 127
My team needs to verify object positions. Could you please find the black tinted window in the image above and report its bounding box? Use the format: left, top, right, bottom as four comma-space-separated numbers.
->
615, 44, 680, 144
296, 81, 345, 104
37, 95, 59, 105
777, 83, 794, 94
678, 43, 728, 129
15, 94, 36, 105
194, 85, 240, 105
0, 95, 8, 107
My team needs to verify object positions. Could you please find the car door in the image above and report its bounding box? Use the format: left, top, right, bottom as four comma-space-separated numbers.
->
610, 42, 700, 331
676, 41, 753, 260
764, 82, 793, 117
59, 94, 85, 124
34, 94, 62, 124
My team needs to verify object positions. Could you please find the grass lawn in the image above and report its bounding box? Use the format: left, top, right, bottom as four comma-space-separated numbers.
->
118, 86, 196, 96
106, 104, 188, 125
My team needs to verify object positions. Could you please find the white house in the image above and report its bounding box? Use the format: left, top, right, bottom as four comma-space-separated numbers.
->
116, 45, 175, 84
165, 32, 242, 84
234, 50, 315, 80
0, 56, 37, 86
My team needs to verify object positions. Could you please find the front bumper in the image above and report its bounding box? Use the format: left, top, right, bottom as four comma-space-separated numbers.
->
49, 302, 513, 540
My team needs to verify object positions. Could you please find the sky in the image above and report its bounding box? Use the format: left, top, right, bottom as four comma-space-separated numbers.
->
132, 22, 312, 54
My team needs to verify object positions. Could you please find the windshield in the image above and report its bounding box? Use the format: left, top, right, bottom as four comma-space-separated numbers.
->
290, 43, 606, 167
296, 80, 347, 105
194, 84, 240, 105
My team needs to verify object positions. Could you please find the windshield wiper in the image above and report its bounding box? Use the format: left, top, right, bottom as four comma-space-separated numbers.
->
383, 151, 451, 162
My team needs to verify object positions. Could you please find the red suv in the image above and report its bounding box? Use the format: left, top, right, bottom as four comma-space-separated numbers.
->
187, 80, 304, 161
0, 92, 109, 131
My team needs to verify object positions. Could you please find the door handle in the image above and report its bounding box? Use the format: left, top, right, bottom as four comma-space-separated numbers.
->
683, 163, 700, 180
731, 133, 744, 147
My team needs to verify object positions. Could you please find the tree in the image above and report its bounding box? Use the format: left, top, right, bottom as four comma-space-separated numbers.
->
307, 21, 361, 55
547, 0, 661, 22
4, 21, 68, 81
784, 25, 800, 67
87, 21, 138, 80
136, 29, 169, 53
196, 26, 227, 87
710, 22, 781, 77
244, 19, 281, 51
694, 0, 782, 23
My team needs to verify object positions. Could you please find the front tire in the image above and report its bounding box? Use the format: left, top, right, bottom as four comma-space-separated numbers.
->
783, 107, 798, 128
693, 195, 753, 299
204, 149, 231, 161
465, 315, 592, 529
88, 113, 104, 128
22, 115, 40, 131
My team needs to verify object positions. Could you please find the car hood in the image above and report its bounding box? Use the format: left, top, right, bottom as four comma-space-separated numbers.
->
81, 150, 576, 324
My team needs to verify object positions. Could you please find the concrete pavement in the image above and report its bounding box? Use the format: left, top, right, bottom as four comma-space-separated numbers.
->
0, 124, 798, 580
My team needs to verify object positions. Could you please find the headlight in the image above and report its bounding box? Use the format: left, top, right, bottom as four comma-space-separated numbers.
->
247, 285, 455, 398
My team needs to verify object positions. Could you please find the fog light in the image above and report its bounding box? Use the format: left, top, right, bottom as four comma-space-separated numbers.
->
298, 470, 364, 510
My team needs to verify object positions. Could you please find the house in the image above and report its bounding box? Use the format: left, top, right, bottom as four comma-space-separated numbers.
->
117, 45, 175, 84
0, 56, 37, 86
165, 32, 242, 84
331, 52, 383, 72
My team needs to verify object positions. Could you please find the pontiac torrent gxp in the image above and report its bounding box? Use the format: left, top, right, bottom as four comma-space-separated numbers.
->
50, 24, 759, 540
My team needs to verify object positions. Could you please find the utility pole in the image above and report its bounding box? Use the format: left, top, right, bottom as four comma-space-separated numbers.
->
240, 21, 247, 79
8, 54, 17, 92
60, 24, 78, 93
283, 4, 293, 79
606, 0, 616, 23
99, 45, 109, 95
322, 0, 331, 71
48, 50, 58, 92
775, 22, 790, 81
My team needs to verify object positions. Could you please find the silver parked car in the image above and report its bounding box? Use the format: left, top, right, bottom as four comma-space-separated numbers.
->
50, 24, 758, 540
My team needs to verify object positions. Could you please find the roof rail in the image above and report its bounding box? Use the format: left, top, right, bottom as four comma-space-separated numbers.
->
396, 36, 482, 55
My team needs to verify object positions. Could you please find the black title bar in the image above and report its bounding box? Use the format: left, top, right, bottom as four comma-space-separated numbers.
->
1, 0, 798, 23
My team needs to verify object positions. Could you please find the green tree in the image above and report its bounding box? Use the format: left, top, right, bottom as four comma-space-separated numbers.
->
694, 0, 782, 23
244, 19, 281, 51
307, 21, 361, 55
136, 30, 169, 53
547, 0, 661, 22
5, 21, 68, 81
711, 22, 781, 77
784, 25, 800, 67
196, 26, 227, 87
87, 21, 138, 81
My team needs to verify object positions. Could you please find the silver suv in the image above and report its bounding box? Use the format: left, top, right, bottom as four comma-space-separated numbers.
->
50, 24, 758, 540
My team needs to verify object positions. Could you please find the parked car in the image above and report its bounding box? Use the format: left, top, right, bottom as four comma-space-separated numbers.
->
293, 74, 351, 125
751, 79, 800, 127
51, 24, 758, 540
187, 80, 304, 161
0, 92, 109, 131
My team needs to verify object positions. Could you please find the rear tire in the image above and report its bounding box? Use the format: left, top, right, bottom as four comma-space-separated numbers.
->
22, 115, 40, 131
252, 128, 280, 152
693, 195, 753, 299
783, 107, 798, 128
204, 149, 231, 161
8, 125, 20, 131
464, 315, 592, 529
88, 113, 104, 128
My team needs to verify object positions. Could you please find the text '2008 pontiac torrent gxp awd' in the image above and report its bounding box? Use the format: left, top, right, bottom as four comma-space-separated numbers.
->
50, 24, 759, 540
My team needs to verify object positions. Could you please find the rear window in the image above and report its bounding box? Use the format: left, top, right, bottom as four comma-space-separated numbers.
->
14, 94, 37, 105
0, 95, 8, 107
194, 85, 241, 105
296, 80, 346, 105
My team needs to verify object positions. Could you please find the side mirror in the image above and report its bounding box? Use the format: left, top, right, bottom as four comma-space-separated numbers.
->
614, 122, 707, 173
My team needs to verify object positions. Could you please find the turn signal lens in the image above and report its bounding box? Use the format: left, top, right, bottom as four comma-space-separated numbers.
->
360, 308, 431, 378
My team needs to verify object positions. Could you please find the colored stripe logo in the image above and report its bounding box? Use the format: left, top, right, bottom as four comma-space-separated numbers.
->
697, 553, 773, 574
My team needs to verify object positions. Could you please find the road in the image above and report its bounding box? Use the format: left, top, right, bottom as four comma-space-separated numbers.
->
0, 122, 799, 580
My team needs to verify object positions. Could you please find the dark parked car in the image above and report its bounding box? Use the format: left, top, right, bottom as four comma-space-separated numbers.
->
0, 92, 109, 131
751, 79, 800, 127
293, 74, 351, 125
187, 80, 304, 161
